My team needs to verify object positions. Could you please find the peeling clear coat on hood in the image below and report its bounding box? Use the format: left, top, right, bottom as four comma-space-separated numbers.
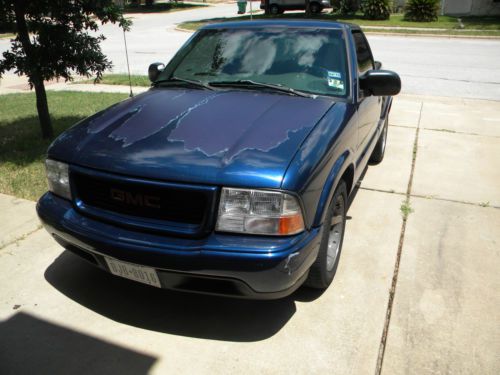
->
48, 88, 336, 189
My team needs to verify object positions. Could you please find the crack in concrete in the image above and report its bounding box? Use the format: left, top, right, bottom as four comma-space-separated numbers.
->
402, 73, 500, 86
0, 225, 43, 253
422, 127, 500, 138
409, 194, 499, 209
375, 102, 423, 375
359, 186, 406, 196
388, 124, 417, 129
360, 187, 500, 209
390, 123, 500, 139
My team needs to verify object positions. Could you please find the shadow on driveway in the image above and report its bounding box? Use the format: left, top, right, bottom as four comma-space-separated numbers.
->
44, 251, 324, 342
0, 312, 156, 375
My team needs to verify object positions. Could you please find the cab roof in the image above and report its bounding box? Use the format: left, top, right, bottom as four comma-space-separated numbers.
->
201, 19, 361, 31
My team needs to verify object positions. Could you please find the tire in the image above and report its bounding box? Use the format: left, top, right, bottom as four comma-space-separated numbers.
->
310, 3, 322, 14
369, 115, 388, 165
270, 4, 280, 15
305, 181, 347, 289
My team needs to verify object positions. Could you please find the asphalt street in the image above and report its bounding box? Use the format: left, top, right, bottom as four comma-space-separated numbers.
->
368, 35, 500, 101
1, 4, 499, 100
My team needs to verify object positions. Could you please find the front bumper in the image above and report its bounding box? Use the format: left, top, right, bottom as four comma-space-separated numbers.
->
37, 192, 322, 299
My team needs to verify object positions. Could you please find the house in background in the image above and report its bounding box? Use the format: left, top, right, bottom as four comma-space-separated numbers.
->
393, 0, 500, 15
442, 0, 500, 15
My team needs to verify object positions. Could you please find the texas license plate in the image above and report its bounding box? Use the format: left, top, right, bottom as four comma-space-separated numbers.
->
105, 257, 161, 288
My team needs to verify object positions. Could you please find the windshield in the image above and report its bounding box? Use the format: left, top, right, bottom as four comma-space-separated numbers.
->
163, 27, 349, 98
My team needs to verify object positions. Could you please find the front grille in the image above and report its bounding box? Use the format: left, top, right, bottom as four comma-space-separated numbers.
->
72, 172, 210, 226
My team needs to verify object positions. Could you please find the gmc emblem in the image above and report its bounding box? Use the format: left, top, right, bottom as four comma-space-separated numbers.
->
110, 188, 161, 209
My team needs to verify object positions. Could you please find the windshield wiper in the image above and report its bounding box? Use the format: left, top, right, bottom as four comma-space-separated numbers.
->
154, 76, 214, 90
208, 80, 313, 98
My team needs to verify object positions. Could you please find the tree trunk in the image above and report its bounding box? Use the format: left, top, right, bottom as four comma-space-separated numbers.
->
32, 73, 53, 138
264, 0, 270, 15
13, 0, 53, 139
305, 0, 311, 16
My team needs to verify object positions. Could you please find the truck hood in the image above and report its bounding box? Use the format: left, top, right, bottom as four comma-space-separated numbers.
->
49, 88, 335, 188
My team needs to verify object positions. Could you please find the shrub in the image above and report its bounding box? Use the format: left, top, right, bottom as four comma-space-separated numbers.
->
361, 0, 391, 20
332, 0, 360, 15
404, 0, 440, 22
0, 8, 15, 33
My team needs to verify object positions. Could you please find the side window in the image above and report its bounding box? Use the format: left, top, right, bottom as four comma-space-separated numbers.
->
352, 31, 374, 75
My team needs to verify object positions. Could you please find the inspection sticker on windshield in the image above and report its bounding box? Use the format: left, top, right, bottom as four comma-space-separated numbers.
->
327, 71, 344, 90
328, 71, 341, 79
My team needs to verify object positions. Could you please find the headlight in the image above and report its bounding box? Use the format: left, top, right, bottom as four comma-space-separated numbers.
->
216, 188, 304, 236
45, 159, 71, 200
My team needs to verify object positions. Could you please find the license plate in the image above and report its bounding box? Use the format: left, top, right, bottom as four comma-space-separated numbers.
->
105, 257, 161, 288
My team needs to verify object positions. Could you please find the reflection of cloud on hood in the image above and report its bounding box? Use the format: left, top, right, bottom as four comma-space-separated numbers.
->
293, 35, 328, 67
131, 144, 221, 167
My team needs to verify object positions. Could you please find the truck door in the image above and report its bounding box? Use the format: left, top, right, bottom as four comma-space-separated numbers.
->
352, 30, 382, 161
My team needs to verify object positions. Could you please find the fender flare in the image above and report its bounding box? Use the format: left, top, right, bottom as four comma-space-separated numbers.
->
381, 96, 393, 120
312, 151, 353, 227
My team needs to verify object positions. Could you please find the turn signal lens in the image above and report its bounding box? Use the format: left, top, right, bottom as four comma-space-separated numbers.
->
216, 188, 305, 236
278, 214, 304, 235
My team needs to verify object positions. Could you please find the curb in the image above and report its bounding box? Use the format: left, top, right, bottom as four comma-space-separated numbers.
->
175, 23, 500, 40
175, 26, 196, 33
363, 31, 500, 39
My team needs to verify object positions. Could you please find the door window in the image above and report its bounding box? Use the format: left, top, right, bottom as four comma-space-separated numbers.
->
352, 31, 374, 75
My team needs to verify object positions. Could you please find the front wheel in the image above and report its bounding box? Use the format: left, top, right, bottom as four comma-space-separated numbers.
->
305, 181, 347, 289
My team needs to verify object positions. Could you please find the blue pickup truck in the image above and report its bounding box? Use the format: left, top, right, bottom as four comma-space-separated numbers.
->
37, 20, 400, 299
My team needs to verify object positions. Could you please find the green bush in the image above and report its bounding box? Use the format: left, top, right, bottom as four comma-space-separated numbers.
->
404, 0, 440, 22
332, 0, 360, 15
361, 0, 391, 20
0, 8, 15, 33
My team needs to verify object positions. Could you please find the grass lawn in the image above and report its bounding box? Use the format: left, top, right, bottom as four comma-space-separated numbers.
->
0, 91, 128, 201
124, 2, 205, 14
179, 13, 500, 35
80, 74, 150, 87
0, 33, 15, 39
362, 28, 500, 37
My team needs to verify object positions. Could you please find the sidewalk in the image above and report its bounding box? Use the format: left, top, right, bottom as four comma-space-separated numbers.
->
0, 74, 148, 95
0, 94, 499, 374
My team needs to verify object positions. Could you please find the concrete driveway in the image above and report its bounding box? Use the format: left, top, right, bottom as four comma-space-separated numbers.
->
0, 94, 498, 374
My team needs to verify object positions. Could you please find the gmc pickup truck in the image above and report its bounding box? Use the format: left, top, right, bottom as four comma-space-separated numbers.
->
37, 20, 400, 299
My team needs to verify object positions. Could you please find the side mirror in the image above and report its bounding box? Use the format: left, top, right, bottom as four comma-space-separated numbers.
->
360, 70, 401, 97
148, 62, 165, 82
374, 61, 382, 70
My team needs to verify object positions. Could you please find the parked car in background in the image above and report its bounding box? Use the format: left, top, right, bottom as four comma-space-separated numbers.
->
260, 0, 332, 14
37, 20, 400, 299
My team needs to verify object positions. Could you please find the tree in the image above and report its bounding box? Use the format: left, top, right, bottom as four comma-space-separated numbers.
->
0, 0, 131, 139
263, 0, 270, 14
361, 0, 391, 20
332, 0, 359, 15
404, 0, 440, 22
